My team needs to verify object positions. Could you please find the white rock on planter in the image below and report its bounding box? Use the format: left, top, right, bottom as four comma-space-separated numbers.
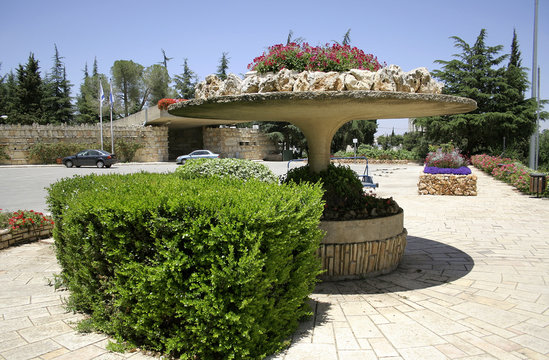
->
193, 66, 444, 100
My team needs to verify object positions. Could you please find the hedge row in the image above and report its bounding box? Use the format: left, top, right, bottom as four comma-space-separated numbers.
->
28, 139, 142, 164
46, 172, 324, 359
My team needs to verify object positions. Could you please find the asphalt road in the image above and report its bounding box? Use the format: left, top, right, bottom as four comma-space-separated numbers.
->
0, 161, 410, 214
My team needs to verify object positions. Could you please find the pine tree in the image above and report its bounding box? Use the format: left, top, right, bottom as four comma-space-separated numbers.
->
75, 59, 110, 123
13, 53, 44, 124
42, 45, 73, 123
414, 29, 542, 157
111, 60, 145, 117
143, 64, 171, 106
174, 59, 197, 99
217, 52, 229, 80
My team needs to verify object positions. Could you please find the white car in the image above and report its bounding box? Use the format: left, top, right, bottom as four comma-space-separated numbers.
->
176, 150, 220, 164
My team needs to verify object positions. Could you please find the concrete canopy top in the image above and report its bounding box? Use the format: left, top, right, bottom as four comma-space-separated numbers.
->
168, 91, 477, 171
168, 91, 476, 123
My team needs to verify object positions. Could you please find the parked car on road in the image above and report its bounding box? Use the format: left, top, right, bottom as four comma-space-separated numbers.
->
176, 150, 220, 164
63, 149, 117, 168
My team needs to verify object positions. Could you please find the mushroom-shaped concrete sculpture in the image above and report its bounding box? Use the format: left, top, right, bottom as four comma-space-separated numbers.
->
168, 90, 476, 172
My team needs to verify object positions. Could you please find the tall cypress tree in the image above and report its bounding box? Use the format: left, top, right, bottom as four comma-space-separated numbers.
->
14, 53, 44, 124
42, 45, 73, 123
75, 58, 110, 123
413, 29, 541, 157
174, 58, 197, 99
217, 52, 229, 80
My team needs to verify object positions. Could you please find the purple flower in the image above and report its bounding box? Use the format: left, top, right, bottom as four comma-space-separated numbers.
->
423, 166, 472, 175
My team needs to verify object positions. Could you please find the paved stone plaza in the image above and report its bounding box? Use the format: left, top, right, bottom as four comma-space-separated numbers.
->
1, 164, 548, 359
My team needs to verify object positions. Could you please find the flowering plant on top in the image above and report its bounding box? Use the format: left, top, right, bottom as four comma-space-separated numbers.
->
424, 146, 470, 175
0, 209, 54, 230
247, 42, 384, 74
157, 98, 188, 110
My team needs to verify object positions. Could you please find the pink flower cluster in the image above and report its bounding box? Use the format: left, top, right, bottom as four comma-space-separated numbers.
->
425, 148, 467, 169
471, 154, 533, 193
247, 43, 384, 74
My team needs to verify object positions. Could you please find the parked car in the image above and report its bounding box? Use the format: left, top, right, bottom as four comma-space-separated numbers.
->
176, 150, 220, 164
63, 149, 117, 168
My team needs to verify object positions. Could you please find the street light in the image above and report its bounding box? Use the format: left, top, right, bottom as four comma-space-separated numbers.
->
0, 115, 7, 120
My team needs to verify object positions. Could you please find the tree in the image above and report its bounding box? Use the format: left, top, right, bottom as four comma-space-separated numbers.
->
42, 45, 73, 123
75, 58, 110, 123
260, 122, 307, 155
539, 129, 549, 171
286, 30, 305, 45
143, 64, 171, 106
217, 52, 229, 80
111, 60, 145, 117
331, 120, 377, 152
342, 29, 351, 45
159, 49, 173, 70
414, 29, 542, 157
12, 53, 45, 124
174, 58, 198, 99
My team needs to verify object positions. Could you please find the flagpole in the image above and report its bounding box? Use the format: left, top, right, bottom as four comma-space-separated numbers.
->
99, 78, 104, 151
109, 82, 114, 153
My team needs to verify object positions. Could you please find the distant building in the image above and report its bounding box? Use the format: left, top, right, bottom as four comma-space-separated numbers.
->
408, 118, 424, 133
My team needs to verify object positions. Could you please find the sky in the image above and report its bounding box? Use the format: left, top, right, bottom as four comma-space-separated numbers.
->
1, 0, 547, 137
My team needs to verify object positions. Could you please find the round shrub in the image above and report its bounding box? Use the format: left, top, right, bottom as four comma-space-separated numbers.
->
47, 173, 324, 359
175, 158, 278, 183
284, 164, 400, 221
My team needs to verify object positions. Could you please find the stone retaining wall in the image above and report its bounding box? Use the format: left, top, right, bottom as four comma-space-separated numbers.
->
418, 173, 477, 196
0, 224, 53, 250
0, 124, 169, 165
318, 212, 407, 280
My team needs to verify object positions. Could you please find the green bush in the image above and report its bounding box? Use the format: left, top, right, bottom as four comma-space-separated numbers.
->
284, 164, 400, 221
46, 173, 324, 359
334, 145, 418, 160
114, 138, 143, 162
0, 144, 9, 160
28, 142, 93, 164
27, 139, 142, 164
175, 158, 278, 183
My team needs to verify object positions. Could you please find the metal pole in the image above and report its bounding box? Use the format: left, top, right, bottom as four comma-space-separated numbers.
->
536, 66, 541, 169
529, 0, 539, 169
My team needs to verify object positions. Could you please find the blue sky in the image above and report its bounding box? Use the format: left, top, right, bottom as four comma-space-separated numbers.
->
1, 0, 547, 136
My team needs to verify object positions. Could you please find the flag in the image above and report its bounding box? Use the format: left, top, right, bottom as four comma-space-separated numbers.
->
99, 81, 105, 105
109, 83, 114, 109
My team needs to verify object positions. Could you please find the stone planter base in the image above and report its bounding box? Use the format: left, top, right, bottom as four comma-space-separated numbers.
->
0, 224, 54, 250
318, 212, 407, 280
418, 173, 477, 196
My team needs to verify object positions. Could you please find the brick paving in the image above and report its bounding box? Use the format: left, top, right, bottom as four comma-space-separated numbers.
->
1, 164, 548, 359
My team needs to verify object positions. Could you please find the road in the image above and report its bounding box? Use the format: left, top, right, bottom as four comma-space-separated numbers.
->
0, 161, 410, 213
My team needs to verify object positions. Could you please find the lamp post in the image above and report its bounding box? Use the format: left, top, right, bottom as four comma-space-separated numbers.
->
529, 0, 539, 169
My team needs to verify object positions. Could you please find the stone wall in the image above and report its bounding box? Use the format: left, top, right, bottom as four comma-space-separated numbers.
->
0, 224, 53, 250
418, 174, 477, 196
203, 127, 278, 160
0, 124, 169, 165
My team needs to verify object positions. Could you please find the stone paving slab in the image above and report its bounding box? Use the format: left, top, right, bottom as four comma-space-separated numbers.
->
1, 164, 549, 359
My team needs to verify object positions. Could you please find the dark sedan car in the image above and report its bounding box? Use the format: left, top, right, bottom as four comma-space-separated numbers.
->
63, 149, 117, 168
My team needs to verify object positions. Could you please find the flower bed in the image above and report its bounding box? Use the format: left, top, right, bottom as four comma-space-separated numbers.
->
419, 148, 476, 195
471, 154, 544, 194
0, 210, 54, 249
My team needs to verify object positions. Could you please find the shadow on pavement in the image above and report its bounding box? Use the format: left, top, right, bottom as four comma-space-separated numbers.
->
314, 235, 474, 295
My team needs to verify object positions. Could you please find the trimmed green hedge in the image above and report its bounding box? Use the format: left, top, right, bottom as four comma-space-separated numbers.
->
46, 173, 324, 359
175, 158, 278, 183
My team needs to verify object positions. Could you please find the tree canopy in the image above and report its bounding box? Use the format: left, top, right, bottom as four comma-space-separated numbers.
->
414, 29, 545, 158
